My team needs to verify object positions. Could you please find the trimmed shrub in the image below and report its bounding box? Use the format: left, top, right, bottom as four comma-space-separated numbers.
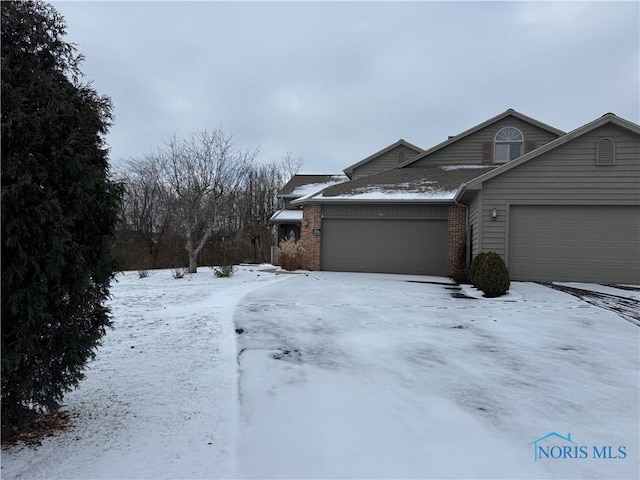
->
214, 265, 236, 278
171, 267, 186, 279
278, 238, 305, 271
469, 252, 489, 287
475, 252, 510, 298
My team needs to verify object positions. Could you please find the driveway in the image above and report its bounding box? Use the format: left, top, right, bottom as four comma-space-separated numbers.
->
234, 272, 639, 479
542, 282, 640, 326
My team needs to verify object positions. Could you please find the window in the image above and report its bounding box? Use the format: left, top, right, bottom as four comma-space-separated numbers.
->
494, 127, 523, 163
596, 138, 615, 165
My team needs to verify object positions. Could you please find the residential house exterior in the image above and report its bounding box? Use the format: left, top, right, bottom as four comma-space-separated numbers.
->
269, 174, 347, 263
269, 109, 640, 284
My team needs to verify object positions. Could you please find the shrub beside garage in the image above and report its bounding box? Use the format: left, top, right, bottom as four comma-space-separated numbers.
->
469, 252, 510, 298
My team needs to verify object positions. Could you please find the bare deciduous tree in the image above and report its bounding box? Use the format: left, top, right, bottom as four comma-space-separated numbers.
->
115, 156, 173, 268
279, 151, 303, 183
158, 129, 256, 273
114, 133, 302, 271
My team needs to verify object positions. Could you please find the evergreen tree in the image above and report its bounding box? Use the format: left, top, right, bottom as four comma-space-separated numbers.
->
1, 0, 121, 435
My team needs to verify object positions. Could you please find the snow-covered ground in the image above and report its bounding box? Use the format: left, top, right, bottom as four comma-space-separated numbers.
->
2, 268, 638, 479
1, 266, 289, 479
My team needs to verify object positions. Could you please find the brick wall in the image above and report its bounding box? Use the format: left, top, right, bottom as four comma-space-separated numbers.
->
446, 204, 467, 276
300, 204, 322, 271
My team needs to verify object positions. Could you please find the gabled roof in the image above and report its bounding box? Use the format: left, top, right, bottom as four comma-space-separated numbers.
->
343, 139, 424, 177
396, 108, 566, 168
456, 113, 640, 201
278, 174, 348, 198
293, 165, 497, 204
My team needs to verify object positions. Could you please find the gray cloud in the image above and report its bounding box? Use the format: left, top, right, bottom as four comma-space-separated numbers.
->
53, 1, 639, 174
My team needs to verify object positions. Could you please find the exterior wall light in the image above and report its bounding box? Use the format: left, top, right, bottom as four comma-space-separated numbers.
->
303, 219, 309, 227
491, 208, 498, 220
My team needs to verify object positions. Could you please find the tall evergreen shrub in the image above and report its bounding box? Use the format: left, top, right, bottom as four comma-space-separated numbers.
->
1, 0, 120, 435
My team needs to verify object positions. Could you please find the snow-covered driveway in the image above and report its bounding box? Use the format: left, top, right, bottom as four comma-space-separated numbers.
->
235, 272, 639, 479
1, 268, 638, 479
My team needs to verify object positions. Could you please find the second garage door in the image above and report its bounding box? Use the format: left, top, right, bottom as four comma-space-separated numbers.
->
321, 216, 447, 275
509, 205, 640, 283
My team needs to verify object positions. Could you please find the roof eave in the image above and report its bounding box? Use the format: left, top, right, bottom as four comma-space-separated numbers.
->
270, 218, 302, 224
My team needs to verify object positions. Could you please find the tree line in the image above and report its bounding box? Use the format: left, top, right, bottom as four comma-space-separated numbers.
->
113, 130, 300, 273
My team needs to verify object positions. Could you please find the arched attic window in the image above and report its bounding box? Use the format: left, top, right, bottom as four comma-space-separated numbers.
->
494, 127, 524, 163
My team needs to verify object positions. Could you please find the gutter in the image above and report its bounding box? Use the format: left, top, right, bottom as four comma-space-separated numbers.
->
454, 183, 467, 203
292, 197, 456, 206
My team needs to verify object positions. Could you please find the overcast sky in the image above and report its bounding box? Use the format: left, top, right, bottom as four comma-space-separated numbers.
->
52, 1, 639, 174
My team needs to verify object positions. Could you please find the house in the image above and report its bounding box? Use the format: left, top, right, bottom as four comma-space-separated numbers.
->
269, 174, 347, 260
270, 109, 640, 283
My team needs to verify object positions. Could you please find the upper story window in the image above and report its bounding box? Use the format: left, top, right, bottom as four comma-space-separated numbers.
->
596, 138, 615, 165
494, 127, 524, 163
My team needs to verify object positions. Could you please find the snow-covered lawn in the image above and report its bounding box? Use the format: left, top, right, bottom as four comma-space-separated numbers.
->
2, 268, 638, 479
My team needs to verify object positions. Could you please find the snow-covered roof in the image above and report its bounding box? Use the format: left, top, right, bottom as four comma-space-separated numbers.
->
278, 174, 349, 198
293, 166, 496, 204
440, 164, 498, 171
318, 184, 457, 202
269, 209, 303, 223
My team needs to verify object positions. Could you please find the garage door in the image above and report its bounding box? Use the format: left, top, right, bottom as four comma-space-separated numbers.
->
321, 218, 447, 275
509, 205, 640, 283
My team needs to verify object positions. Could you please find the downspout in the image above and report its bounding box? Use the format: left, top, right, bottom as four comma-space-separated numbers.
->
454, 183, 470, 271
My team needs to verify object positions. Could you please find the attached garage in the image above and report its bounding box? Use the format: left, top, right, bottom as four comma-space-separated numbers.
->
321, 204, 448, 275
509, 205, 640, 283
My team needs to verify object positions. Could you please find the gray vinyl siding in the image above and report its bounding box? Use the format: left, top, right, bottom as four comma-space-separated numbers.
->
408, 116, 560, 167
476, 124, 640, 260
352, 145, 421, 179
468, 193, 481, 258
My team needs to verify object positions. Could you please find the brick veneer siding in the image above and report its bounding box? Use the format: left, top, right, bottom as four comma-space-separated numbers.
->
300, 204, 322, 271
446, 204, 467, 276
